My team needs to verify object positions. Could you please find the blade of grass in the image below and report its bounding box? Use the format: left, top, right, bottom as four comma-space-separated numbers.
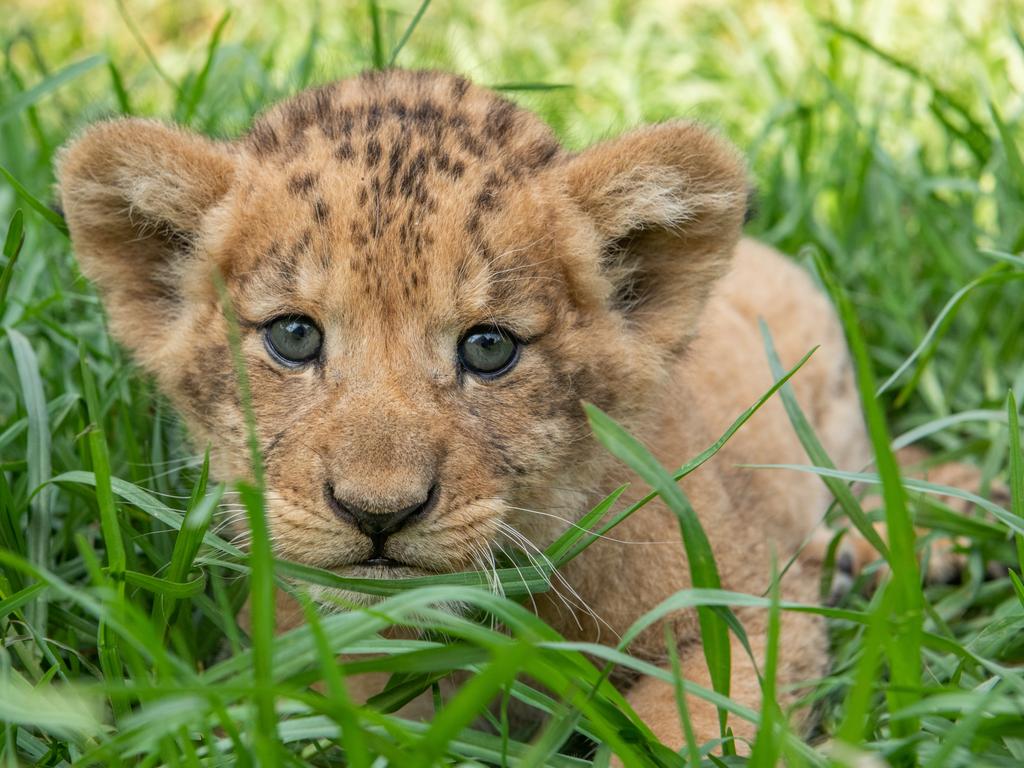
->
159, 464, 219, 634
490, 82, 574, 92
544, 484, 628, 566
388, 0, 432, 67
742, 464, 1024, 536
1007, 391, 1024, 571
748, 554, 782, 768
813, 251, 922, 751
298, 595, 370, 768
79, 343, 126, 579
215, 272, 278, 762
0, 210, 25, 317
989, 101, 1024, 188
821, 20, 990, 160
665, 624, 701, 767
121, 570, 206, 599
106, 60, 132, 114
7, 328, 52, 630
114, 0, 181, 96
293, 8, 321, 87
561, 348, 815, 565
1009, 570, 1024, 610
585, 403, 733, 738
875, 266, 1020, 402
180, 11, 231, 124
760, 320, 888, 556
836, 585, 889, 745
80, 342, 129, 719
367, 0, 386, 69
0, 164, 69, 236
0, 54, 105, 126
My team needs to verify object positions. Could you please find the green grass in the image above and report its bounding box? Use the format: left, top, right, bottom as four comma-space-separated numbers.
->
2, 0, 1024, 765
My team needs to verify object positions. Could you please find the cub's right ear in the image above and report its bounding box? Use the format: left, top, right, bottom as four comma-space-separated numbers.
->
55, 119, 236, 366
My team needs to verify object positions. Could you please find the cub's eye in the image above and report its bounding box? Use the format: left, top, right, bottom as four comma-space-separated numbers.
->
458, 325, 519, 378
264, 315, 322, 365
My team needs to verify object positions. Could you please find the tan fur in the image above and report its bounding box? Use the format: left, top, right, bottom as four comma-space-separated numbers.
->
56, 70, 873, 754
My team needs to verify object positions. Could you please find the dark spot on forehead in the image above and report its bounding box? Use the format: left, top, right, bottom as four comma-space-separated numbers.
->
474, 171, 502, 212
366, 138, 382, 167
385, 142, 407, 194
350, 220, 369, 249
312, 198, 330, 225
292, 228, 312, 256
312, 88, 332, 126
483, 99, 517, 143
335, 141, 355, 162
451, 77, 470, 101
248, 122, 280, 157
287, 171, 319, 196
400, 150, 429, 198
524, 139, 560, 169
366, 103, 383, 131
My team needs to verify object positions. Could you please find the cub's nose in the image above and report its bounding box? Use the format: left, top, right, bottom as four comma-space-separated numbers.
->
325, 483, 438, 554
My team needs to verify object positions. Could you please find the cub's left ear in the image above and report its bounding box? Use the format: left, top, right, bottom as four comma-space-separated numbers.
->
55, 118, 236, 368
562, 121, 749, 354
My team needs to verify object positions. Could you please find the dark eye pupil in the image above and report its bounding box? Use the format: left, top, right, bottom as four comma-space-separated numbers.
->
266, 316, 322, 364
459, 327, 518, 376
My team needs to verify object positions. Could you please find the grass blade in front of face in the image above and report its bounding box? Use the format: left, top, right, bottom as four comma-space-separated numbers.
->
759, 320, 887, 556
218, 274, 279, 762
552, 349, 814, 570
585, 404, 735, 742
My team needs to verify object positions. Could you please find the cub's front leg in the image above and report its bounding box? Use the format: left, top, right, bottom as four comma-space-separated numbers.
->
625, 558, 828, 757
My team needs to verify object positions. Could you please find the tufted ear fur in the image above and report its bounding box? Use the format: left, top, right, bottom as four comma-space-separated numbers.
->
563, 121, 749, 355
55, 119, 236, 366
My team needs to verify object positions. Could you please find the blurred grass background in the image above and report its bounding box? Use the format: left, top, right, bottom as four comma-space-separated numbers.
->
2, 1, 1024, 766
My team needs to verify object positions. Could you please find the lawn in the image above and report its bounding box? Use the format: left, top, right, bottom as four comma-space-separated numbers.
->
2, 0, 1023, 765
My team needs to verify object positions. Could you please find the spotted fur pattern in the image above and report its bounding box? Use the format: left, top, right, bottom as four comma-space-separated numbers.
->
56, 70, 871, 753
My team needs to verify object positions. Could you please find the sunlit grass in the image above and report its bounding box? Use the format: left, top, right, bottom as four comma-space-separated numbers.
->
2, 0, 1023, 765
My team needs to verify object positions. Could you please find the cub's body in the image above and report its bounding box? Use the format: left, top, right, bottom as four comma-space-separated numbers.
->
57, 70, 868, 750
555, 239, 868, 740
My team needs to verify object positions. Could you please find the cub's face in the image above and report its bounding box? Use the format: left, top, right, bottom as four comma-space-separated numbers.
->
57, 70, 747, 584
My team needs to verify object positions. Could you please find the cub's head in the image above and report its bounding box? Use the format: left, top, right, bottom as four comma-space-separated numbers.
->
56, 70, 747, 586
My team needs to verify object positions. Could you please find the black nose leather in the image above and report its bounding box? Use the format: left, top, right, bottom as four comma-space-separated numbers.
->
326, 484, 437, 554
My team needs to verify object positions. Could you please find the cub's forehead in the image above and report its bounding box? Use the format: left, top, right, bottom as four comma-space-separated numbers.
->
214, 70, 570, 329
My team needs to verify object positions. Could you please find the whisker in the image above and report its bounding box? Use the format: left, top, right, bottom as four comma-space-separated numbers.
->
505, 505, 676, 545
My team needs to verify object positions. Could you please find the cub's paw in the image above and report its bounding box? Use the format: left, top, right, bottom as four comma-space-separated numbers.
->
828, 525, 968, 603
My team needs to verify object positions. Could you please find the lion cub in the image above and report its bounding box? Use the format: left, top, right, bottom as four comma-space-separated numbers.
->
56, 70, 870, 751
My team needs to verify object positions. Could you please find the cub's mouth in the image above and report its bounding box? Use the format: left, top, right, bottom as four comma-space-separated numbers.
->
360, 556, 408, 568
339, 558, 434, 581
